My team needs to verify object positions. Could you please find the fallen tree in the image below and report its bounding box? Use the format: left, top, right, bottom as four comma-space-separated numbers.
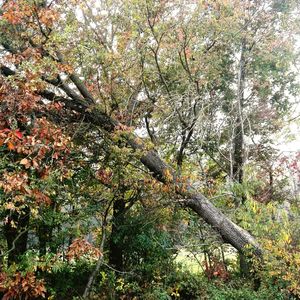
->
0, 0, 263, 257
1, 63, 262, 256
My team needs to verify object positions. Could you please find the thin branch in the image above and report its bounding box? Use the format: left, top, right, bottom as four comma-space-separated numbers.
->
82, 229, 106, 299
0, 228, 29, 258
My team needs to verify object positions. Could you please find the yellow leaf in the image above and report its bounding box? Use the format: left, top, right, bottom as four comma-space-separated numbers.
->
282, 231, 291, 244
5, 202, 15, 210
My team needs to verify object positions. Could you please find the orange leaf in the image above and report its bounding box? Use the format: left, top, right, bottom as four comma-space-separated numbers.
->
7, 141, 14, 150
52, 152, 59, 159
32, 159, 39, 169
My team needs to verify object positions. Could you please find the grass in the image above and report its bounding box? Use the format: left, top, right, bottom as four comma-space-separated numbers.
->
174, 248, 238, 273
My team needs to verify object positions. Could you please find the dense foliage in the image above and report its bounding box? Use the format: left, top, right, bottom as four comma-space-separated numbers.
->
0, 0, 300, 299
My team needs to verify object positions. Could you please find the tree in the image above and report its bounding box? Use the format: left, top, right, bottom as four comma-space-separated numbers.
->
0, 0, 266, 258
1, 0, 300, 297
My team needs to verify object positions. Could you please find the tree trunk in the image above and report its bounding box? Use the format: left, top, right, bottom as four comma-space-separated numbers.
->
269, 167, 273, 201
37, 223, 53, 256
232, 39, 254, 277
109, 198, 125, 271
37, 203, 56, 255
232, 39, 246, 190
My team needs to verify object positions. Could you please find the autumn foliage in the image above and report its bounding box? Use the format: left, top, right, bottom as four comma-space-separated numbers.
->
0, 0, 300, 299
0, 272, 46, 300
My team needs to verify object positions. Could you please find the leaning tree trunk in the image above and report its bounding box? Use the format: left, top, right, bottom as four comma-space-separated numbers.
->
49, 87, 263, 257
1, 65, 263, 257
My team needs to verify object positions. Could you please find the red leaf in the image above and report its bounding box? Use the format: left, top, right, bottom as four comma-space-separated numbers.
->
1, 128, 10, 133
15, 130, 23, 139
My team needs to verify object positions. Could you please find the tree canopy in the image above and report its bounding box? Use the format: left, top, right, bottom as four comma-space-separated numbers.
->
0, 0, 300, 299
